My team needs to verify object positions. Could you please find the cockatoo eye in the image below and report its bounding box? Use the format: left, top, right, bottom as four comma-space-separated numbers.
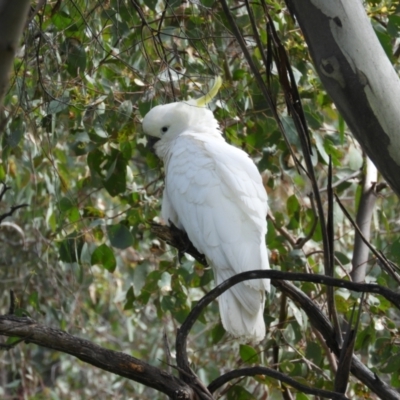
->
161, 126, 169, 134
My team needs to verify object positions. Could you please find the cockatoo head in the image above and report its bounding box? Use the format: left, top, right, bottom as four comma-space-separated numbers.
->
142, 77, 222, 156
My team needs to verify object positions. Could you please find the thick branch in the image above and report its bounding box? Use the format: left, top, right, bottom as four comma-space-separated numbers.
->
0, 315, 195, 400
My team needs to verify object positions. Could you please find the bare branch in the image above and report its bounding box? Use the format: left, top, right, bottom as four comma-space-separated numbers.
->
150, 222, 208, 265
0, 315, 196, 399
0, 182, 10, 201
327, 157, 342, 343
319, 170, 361, 192
0, 203, 28, 224
274, 280, 400, 400
335, 193, 400, 284
153, 224, 400, 400
217, 0, 303, 174
334, 294, 364, 394
208, 366, 348, 399
175, 269, 400, 399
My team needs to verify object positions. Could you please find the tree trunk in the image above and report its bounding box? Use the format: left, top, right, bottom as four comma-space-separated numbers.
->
285, 0, 400, 197
0, 0, 31, 107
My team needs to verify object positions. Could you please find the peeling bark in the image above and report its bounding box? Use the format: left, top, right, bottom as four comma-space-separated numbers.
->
286, 0, 400, 196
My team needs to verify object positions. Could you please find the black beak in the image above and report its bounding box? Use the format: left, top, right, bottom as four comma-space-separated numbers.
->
147, 136, 160, 151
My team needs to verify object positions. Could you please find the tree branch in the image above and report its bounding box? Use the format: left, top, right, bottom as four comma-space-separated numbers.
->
208, 366, 348, 399
274, 280, 400, 400
151, 222, 208, 266
334, 295, 363, 394
217, 0, 303, 174
350, 157, 378, 282
335, 193, 400, 284
153, 225, 400, 400
174, 269, 400, 398
0, 203, 28, 224
0, 315, 196, 400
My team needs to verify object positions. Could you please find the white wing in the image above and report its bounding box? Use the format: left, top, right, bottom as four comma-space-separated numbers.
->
162, 131, 269, 341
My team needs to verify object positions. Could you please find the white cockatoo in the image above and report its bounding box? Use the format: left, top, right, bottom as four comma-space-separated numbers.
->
143, 78, 270, 342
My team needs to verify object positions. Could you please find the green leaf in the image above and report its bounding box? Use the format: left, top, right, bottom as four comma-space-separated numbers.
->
232, 69, 246, 80
106, 224, 134, 249
211, 322, 226, 344
66, 206, 81, 223
334, 294, 349, 313
143, 0, 158, 11
388, 15, 400, 37
91, 243, 117, 272
47, 95, 70, 115
373, 25, 393, 61
88, 149, 127, 196
138, 101, 153, 117
59, 232, 84, 263
124, 286, 135, 310
239, 344, 259, 364
7, 117, 25, 148
83, 206, 105, 219
286, 194, 300, 215
120, 141, 132, 160
227, 385, 257, 400
28, 291, 40, 312
87, 149, 105, 177
137, 270, 162, 305
381, 352, 400, 373
335, 251, 350, 266
62, 37, 87, 77
58, 197, 74, 212
118, 100, 133, 123
306, 341, 322, 366
296, 393, 311, 400
355, 324, 375, 351
103, 151, 127, 197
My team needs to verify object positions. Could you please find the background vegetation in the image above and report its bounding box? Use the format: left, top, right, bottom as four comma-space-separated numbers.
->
1, 0, 400, 398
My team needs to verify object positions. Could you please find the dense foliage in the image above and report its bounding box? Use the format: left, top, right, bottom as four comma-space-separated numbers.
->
1, 0, 400, 399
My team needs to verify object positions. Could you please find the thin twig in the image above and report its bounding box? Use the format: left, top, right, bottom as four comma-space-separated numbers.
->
319, 170, 361, 192
208, 366, 348, 399
0, 204, 29, 224
335, 193, 400, 284
328, 157, 342, 343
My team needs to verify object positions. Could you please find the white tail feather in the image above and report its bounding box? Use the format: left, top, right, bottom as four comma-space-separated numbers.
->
218, 284, 266, 342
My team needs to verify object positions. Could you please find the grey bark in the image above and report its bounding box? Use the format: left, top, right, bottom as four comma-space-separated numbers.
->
0, 0, 30, 107
285, 0, 400, 197
351, 157, 378, 282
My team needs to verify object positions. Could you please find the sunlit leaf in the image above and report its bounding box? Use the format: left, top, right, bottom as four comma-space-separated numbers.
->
239, 344, 260, 364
